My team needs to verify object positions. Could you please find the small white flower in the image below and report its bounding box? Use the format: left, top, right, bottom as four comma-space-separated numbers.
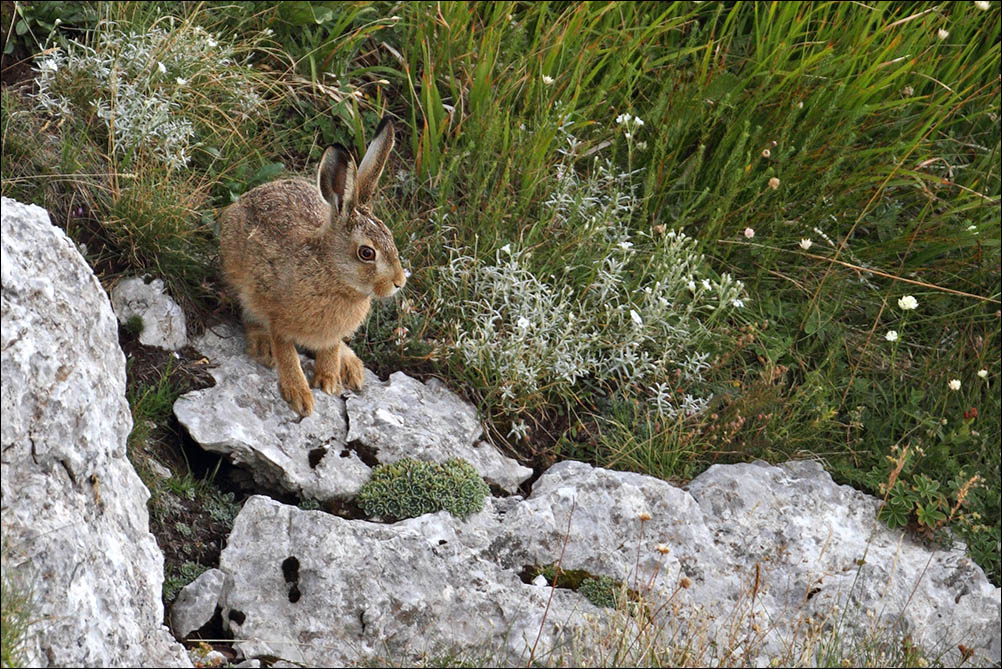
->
636, 141, 648, 150
687, 280, 697, 292
743, 228, 755, 238
176, 77, 188, 86
542, 75, 554, 85
633, 116, 644, 127
618, 241, 633, 250
517, 317, 531, 330
885, 330, 898, 342
500, 243, 512, 255
948, 379, 961, 391
630, 310, 643, 326
768, 177, 780, 190
903, 85, 914, 96
624, 131, 631, 140
799, 238, 813, 250
616, 113, 632, 125
797, 101, 804, 109
975, 1, 991, 10
937, 28, 949, 40
732, 299, 745, 308
702, 279, 712, 290
897, 295, 918, 311
158, 61, 167, 74
977, 369, 988, 379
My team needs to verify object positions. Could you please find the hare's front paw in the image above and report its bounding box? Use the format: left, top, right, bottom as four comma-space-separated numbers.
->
312, 347, 342, 395
246, 330, 274, 367
341, 345, 365, 391
279, 377, 315, 416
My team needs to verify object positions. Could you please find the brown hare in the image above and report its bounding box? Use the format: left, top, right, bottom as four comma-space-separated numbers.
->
219, 118, 406, 416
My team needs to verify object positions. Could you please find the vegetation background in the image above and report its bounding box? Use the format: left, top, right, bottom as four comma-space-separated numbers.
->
2, 0, 999, 651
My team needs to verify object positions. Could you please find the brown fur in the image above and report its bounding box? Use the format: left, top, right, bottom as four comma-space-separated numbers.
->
219, 119, 405, 416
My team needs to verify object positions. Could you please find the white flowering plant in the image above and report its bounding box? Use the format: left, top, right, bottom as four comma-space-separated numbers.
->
432, 130, 745, 425
32, 21, 268, 170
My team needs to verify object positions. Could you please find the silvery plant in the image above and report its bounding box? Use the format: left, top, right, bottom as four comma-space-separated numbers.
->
440, 130, 746, 428
33, 21, 265, 170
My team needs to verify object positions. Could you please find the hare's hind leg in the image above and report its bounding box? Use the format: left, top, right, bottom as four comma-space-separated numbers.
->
271, 332, 314, 416
243, 315, 274, 367
312, 345, 342, 395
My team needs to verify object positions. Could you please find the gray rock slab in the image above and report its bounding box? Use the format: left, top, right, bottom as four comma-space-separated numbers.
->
687, 460, 1002, 666
171, 568, 227, 639
173, 325, 367, 500
173, 326, 531, 501
347, 371, 533, 493
0, 197, 191, 667
220, 495, 603, 666
216, 459, 1000, 667
110, 275, 187, 350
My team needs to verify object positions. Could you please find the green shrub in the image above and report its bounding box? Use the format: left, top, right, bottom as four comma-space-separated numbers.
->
357, 458, 490, 522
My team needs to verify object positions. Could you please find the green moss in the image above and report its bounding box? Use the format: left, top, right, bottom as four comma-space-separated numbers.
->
578, 575, 620, 609
357, 458, 490, 522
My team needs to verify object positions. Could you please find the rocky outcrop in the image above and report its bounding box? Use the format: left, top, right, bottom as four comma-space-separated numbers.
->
173, 325, 532, 501
212, 460, 1001, 667
0, 197, 190, 667
110, 276, 188, 350
170, 568, 227, 639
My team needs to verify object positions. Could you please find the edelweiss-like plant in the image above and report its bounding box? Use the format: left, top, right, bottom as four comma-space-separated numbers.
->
440, 130, 746, 424
33, 21, 266, 169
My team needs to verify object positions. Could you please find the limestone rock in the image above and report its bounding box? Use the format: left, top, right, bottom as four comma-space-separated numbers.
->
110, 275, 187, 350
215, 459, 1001, 667
346, 371, 533, 493
687, 460, 1002, 666
173, 325, 531, 501
0, 197, 190, 667
219, 495, 602, 666
171, 568, 227, 639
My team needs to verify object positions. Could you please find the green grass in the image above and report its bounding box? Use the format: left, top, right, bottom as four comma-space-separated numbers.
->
0, 553, 34, 668
2, 0, 998, 592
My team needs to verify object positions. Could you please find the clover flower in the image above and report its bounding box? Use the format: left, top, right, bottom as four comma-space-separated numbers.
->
744, 228, 755, 238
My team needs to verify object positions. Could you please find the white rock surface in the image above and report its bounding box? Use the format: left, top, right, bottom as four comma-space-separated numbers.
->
347, 371, 532, 493
171, 568, 227, 639
0, 197, 190, 667
216, 459, 1001, 667
173, 325, 532, 500
219, 495, 603, 666
110, 275, 188, 350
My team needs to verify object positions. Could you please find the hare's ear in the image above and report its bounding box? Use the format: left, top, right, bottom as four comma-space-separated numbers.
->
355, 117, 394, 205
317, 144, 356, 222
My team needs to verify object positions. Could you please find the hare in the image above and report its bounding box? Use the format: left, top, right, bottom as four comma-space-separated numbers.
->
219, 118, 406, 416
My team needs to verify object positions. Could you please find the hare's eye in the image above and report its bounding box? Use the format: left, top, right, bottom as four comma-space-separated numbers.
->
357, 245, 376, 262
